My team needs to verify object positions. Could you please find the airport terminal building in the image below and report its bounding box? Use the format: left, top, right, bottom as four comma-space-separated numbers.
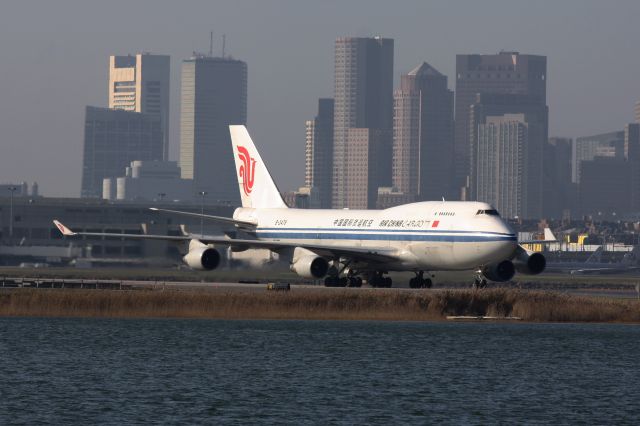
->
0, 196, 234, 266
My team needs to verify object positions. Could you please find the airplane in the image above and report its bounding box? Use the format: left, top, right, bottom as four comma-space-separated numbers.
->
53, 125, 547, 288
542, 230, 640, 275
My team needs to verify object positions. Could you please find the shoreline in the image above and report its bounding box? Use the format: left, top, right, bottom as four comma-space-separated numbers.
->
1, 288, 639, 323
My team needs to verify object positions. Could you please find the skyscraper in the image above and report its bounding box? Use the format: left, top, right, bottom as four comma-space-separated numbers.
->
81, 106, 163, 198
180, 55, 247, 204
579, 158, 633, 217
543, 137, 574, 219
624, 123, 640, 162
305, 98, 334, 208
455, 52, 547, 197
475, 113, 544, 218
109, 53, 170, 160
345, 128, 389, 209
468, 93, 548, 201
392, 62, 454, 201
572, 131, 624, 183
332, 37, 394, 208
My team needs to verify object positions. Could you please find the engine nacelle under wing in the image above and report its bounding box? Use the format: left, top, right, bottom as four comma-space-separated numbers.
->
482, 260, 516, 282
290, 254, 329, 279
183, 246, 221, 271
513, 246, 546, 275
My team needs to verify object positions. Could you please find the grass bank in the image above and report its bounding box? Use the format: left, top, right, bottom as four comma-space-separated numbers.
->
1, 288, 639, 322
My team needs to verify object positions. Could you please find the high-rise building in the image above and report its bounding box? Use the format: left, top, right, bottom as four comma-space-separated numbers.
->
624, 123, 640, 162
332, 37, 394, 208
579, 158, 634, 217
475, 113, 544, 218
468, 93, 548, 201
455, 52, 547, 197
574, 127, 640, 217
543, 137, 574, 219
81, 106, 163, 198
180, 55, 247, 205
572, 131, 624, 183
305, 98, 334, 208
344, 128, 390, 209
392, 62, 454, 201
109, 53, 170, 160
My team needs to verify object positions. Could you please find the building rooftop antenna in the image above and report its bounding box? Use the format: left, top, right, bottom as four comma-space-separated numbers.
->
209, 31, 214, 57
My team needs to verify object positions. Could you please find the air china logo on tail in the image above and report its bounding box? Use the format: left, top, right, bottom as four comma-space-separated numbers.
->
237, 146, 257, 196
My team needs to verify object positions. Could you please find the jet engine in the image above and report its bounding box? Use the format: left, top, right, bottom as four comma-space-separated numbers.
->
482, 260, 516, 282
183, 246, 221, 271
290, 255, 329, 279
513, 247, 546, 275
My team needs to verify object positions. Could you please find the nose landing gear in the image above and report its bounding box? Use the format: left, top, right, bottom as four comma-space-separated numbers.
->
472, 271, 488, 289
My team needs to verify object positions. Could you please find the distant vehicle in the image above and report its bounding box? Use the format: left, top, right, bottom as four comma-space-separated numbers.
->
54, 126, 549, 288
544, 230, 640, 275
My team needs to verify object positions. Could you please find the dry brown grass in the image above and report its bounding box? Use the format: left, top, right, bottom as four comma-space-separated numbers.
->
1, 288, 639, 322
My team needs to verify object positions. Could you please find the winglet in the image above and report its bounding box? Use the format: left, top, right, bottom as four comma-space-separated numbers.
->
53, 220, 76, 236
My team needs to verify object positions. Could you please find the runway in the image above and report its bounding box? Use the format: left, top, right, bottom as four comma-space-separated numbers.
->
2, 275, 639, 299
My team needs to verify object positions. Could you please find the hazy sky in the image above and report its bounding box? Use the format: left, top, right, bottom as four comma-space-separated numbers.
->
1, 0, 639, 197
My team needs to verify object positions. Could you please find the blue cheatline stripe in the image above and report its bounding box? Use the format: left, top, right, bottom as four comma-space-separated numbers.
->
257, 227, 514, 236
255, 231, 517, 243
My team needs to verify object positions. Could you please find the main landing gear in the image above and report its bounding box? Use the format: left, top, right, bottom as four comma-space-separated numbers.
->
368, 271, 392, 288
409, 271, 433, 289
324, 275, 363, 287
323, 264, 390, 288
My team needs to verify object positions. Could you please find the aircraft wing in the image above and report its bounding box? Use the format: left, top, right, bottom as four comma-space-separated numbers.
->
569, 266, 640, 275
53, 220, 193, 241
149, 207, 256, 229
53, 220, 398, 263
519, 227, 558, 245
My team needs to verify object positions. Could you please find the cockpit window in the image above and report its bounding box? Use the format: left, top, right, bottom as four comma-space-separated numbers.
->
476, 209, 500, 216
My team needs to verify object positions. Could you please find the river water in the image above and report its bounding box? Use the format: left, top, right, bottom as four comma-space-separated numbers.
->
1, 318, 639, 425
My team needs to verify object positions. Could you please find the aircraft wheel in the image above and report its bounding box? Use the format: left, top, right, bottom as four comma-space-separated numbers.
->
338, 277, 348, 287
384, 277, 392, 288
409, 278, 418, 288
423, 278, 433, 289
324, 276, 337, 287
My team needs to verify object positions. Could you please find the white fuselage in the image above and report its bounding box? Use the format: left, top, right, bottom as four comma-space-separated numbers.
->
233, 201, 518, 271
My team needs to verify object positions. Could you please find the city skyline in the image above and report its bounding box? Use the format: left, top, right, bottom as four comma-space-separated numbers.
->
1, 0, 640, 197
179, 54, 247, 204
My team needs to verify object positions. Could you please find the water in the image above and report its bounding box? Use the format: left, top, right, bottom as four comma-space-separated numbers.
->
1, 319, 639, 425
